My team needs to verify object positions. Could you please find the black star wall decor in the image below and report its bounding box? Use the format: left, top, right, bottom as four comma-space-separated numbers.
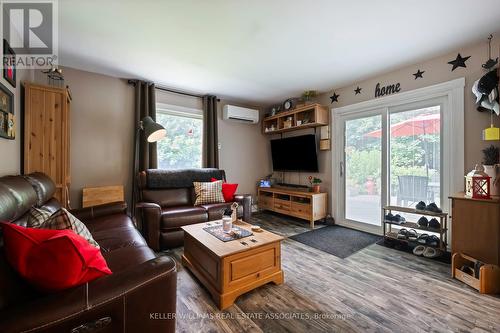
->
448, 53, 470, 71
413, 69, 425, 79
354, 86, 362, 95
330, 92, 339, 103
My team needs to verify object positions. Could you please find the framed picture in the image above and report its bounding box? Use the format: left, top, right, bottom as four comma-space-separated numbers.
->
3, 39, 16, 88
0, 81, 14, 140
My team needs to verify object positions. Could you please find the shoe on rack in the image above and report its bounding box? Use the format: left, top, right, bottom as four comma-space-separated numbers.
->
417, 233, 429, 244
413, 245, 426, 256
426, 235, 440, 247
417, 216, 429, 227
407, 229, 418, 241
425, 202, 442, 213
415, 201, 426, 210
393, 214, 406, 224
384, 213, 394, 221
423, 247, 442, 258
428, 218, 440, 229
397, 228, 409, 240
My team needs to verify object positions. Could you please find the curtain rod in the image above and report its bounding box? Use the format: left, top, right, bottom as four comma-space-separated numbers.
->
156, 85, 203, 99
128, 79, 219, 100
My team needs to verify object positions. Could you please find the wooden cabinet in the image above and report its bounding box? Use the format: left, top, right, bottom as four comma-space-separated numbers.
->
450, 193, 500, 265
22, 82, 72, 207
258, 187, 327, 228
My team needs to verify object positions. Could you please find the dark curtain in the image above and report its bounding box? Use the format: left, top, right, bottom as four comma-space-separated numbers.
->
203, 95, 219, 168
132, 80, 157, 223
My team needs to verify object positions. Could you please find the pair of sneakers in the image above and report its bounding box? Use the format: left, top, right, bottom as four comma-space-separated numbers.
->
417, 216, 441, 229
413, 245, 441, 258
415, 201, 442, 213
416, 234, 440, 247
385, 213, 406, 224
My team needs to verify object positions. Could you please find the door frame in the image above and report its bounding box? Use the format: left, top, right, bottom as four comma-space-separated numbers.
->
332, 78, 465, 235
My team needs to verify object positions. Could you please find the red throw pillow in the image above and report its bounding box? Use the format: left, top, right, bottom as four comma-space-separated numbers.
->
211, 177, 238, 202
1, 222, 111, 292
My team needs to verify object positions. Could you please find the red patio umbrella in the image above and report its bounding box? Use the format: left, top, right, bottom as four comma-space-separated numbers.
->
364, 113, 440, 177
365, 113, 440, 138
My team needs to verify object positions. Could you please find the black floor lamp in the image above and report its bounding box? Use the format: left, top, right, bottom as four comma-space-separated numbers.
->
132, 116, 166, 220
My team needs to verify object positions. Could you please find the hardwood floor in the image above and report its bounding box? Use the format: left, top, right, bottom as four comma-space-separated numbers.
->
160, 212, 500, 333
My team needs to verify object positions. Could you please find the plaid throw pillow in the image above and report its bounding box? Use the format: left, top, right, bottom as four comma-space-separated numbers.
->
37, 208, 100, 248
193, 180, 225, 206
27, 207, 52, 228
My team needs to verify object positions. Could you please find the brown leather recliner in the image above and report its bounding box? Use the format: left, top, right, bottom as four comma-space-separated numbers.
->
0, 173, 177, 333
137, 168, 252, 251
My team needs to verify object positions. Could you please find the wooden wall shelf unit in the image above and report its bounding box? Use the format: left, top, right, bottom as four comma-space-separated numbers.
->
262, 103, 328, 135
258, 187, 327, 228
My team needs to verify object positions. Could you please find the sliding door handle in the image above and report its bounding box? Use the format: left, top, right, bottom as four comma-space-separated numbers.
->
340, 161, 344, 177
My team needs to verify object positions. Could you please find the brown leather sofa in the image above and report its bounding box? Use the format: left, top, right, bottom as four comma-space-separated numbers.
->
137, 168, 252, 251
0, 173, 177, 333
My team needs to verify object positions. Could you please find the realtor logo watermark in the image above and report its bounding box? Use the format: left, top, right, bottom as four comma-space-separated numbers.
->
1, 0, 58, 68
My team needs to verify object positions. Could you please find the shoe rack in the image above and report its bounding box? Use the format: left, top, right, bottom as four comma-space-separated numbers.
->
382, 205, 448, 251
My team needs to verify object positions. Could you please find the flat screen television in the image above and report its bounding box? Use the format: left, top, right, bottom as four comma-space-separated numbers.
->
270, 134, 319, 172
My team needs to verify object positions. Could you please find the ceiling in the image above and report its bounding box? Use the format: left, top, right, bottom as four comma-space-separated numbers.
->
59, 0, 500, 105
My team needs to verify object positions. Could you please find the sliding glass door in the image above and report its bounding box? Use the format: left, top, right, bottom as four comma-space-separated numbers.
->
336, 98, 444, 233
389, 105, 441, 208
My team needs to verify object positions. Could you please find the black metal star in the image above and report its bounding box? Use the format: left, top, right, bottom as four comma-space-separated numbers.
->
413, 69, 425, 79
330, 92, 339, 103
448, 53, 470, 71
354, 86, 362, 95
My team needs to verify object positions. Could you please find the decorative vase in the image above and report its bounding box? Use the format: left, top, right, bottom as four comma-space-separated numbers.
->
312, 185, 320, 193
483, 164, 499, 196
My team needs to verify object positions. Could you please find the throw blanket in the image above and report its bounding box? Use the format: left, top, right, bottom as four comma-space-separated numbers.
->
146, 168, 226, 189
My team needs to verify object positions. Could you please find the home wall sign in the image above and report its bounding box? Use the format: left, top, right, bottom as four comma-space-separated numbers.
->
375, 82, 401, 98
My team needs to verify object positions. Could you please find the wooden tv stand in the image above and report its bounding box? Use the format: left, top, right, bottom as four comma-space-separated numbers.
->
257, 187, 327, 228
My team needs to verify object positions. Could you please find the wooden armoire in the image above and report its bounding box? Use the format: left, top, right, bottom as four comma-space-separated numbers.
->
22, 82, 72, 207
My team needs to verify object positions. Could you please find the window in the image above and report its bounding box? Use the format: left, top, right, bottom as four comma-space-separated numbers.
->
156, 104, 203, 169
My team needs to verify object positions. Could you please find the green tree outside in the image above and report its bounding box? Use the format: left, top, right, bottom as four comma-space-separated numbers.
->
156, 113, 203, 169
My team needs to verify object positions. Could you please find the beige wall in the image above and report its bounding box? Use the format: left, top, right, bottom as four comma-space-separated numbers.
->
266, 35, 500, 215
0, 69, 33, 176
218, 101, 271, 196
28, 69, 267, 207
34, 67, 135, 208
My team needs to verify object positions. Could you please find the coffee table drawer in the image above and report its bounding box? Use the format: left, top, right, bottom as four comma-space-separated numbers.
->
224, 243, 280, 288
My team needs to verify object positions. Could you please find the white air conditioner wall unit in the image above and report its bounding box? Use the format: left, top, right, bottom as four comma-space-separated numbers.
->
223, 105, 259, 124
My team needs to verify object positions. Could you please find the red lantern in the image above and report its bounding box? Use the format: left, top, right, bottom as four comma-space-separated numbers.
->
465, 164, 491, 199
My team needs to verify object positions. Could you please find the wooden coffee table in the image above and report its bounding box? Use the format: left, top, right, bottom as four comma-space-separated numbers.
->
181, 220, 284, 310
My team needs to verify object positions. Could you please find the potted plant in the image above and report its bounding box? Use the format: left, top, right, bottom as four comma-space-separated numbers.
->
301, 90, 317, 104
309, 176, 322, 193
482, 145, 500, 195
